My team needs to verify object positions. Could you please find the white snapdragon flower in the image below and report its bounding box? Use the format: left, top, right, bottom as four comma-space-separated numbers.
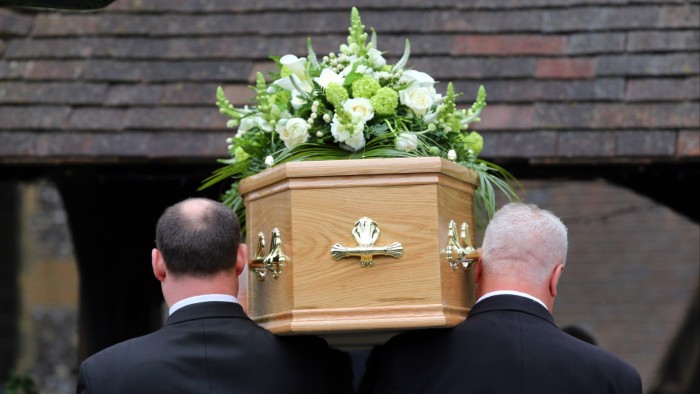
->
276, 118, 310, 147
237, 115, 272, 136
264, 155, 274, 167
367, 48, 386, 68
339, 61, 369, 77
343, 98, 374, 122
447, 149, 457, 161
330, 113, 366, 151
374, 71, 392, 80
314, 68, 344, 89
395, 133, 419, 152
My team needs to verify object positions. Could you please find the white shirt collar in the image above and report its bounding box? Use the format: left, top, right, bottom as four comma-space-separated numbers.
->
476, 290, 548, 311
168, 294, 239, 316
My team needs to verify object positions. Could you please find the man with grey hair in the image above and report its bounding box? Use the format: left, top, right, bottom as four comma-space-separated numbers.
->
77, 197, 353, 394
359, 202, 642, 394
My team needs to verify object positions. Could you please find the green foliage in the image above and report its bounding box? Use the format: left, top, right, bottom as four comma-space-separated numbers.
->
3, 371, 38, 394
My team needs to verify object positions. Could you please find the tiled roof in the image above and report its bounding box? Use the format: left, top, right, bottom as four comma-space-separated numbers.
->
0, 0, 698, 163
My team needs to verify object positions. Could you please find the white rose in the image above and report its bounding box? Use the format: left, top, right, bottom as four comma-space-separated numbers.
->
343, 98, 374, 122
400, 87, 434, 116
314, 68, 344, 89
276, 117, 310, 147
400, 69, 435, 88
395, 132, 419, 152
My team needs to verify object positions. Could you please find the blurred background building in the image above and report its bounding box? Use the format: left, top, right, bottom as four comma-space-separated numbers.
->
1, 1, 698, 393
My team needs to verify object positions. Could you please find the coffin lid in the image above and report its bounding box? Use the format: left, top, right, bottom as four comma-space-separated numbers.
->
239, 157, 478, 194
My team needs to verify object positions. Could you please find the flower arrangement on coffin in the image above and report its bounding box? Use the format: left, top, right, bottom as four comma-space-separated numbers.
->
201, 7, 519, 230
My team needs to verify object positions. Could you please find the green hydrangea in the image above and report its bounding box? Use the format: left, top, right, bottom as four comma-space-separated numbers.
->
351, 75, 380, 98
326, 83, 349, 107
462, 131, 483, 156
369, 87, 399, 115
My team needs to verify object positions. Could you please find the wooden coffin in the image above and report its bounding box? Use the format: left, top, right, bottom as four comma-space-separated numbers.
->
239, 157, 478, 347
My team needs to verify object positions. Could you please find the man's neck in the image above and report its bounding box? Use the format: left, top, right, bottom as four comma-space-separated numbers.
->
477, 290, 548, 311
168, 294, 239, 315
477, 279, 554, 311
162, 271, 238, 309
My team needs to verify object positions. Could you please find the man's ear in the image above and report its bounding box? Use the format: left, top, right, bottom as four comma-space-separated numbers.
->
549, 263, 565, 298
473, 257, 483, 284
152, 248, 166, 282
235, 243, 248, 276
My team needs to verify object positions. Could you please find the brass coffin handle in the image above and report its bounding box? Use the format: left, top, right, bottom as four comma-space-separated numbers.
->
331, 217, 403, 268
445, 220, 480, 271
249, 228, 287, 281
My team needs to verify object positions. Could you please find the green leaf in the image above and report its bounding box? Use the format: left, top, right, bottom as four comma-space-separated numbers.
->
392, 39, 410, 72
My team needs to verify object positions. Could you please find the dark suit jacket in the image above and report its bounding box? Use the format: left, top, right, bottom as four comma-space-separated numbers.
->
359, 295, 642, 394
77, 301, 354, 394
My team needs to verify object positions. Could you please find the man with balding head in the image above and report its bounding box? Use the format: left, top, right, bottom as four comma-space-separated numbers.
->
360, 202, 642, 394
77, 197, 353, 394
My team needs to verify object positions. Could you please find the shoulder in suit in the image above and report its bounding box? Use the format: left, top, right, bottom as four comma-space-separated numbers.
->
359, 295, 641, 394
78, 301, 355, 394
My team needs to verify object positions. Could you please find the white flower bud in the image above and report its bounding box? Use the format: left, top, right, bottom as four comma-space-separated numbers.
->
448, 149, 457, 161
265, 155, 274, 167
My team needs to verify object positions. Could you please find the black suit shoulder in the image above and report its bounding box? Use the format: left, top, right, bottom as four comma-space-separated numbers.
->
360, 296, 642, 394
78, 302, 355, 394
